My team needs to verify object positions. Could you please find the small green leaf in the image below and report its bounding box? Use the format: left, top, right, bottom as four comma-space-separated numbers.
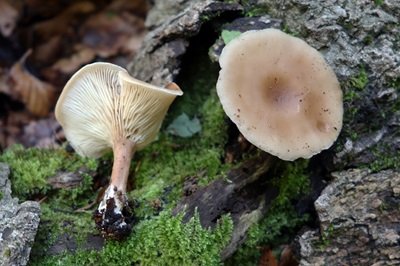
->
167, 113, 202, 138
221, 30, 241, 45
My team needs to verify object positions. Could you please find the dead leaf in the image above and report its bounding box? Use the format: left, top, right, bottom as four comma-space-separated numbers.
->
279, 245, 298, 266
51, 45, 95, 74
0, 110, 33, 148
0, 68, 9, 94
107, 0, 150, 17
38, 195, 48, 204
33, 1, 95, 41
21, 115, 61, 148
75, 201, 97, 212
0, 119, 5, 148
48, 171, 83, 189
32, 35, 63, 65
80, 11, 145, 57
10, 50, 55, 116
0, 0, 18, 37
259, 247, 278, 266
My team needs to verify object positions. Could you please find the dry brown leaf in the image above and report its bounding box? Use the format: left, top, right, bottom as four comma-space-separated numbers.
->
0, 68, 10, 94
21, 115, 61, 148
0, 0, 18, 37
80, 11, 145, 57
10, 50, 55, 116
259, 247, 278, 266
48, 171, 83, 189
0, 110, 31, 148
51, 45, 95, 74
279, 245, 298, 266
75, 201, 97, 213
107, 0, 150, 17
0, 119, 6, 148
33, 1, 95, 41
32, 35, 63, 65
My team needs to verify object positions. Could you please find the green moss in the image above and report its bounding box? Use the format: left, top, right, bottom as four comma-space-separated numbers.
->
3, 247, 11, 258
226, 160, 311, 265
340, 69, 399, 166
31, 211, 233, 266
343, 66, 368, 104
0, 145, 97, 201
340, 65, 371, 146
317, 223, 335, 250
272, 159, 311, 206
0, 191, 3, 201
388, 77, 400, 91
282, 24, 302, 37
363, 35, 373, 45
244, 3, 269, 17
374, 0, 383, 6
30, 203, 95, 259
368, 145, 400, 172
349, 66, 368, 91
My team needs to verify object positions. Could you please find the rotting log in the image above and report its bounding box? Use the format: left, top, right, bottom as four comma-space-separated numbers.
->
174, 152, 278, 259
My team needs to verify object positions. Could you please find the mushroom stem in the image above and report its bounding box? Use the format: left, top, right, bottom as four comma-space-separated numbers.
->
110, 138, 136, 193
94, 138, 136, 239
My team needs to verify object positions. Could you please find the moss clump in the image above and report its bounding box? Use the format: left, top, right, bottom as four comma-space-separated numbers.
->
340, 66, 370, 146
349, 66, 368, 91
227, 160, 311, 265
343, 66, 368, 104
317, 223, 336, 250
0, 191, 3, 201
30, 203, 95, 260
31, 211, 233, 266
369, 146, 400, 172
0, 144, 97, 201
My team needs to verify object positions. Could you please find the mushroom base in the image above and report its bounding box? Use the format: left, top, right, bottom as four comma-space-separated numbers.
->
93, 186, 134, 240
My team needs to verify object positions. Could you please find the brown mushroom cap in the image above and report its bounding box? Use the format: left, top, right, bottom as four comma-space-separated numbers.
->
216, 29, 343, 161
55, 62, 182, 158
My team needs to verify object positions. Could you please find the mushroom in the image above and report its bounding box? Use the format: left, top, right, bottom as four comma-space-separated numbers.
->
216, 29, 343, 161
55, 62, 182, 238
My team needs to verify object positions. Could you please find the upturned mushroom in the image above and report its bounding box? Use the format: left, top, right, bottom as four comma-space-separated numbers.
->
216, 29, 343, 161
55, 62, 182, 238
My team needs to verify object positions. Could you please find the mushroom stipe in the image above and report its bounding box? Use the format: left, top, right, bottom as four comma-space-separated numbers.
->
55, 62, 183, 239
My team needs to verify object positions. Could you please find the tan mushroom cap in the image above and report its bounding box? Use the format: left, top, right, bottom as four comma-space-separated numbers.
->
216, 29, 343, 161
55, 62, 183, 158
